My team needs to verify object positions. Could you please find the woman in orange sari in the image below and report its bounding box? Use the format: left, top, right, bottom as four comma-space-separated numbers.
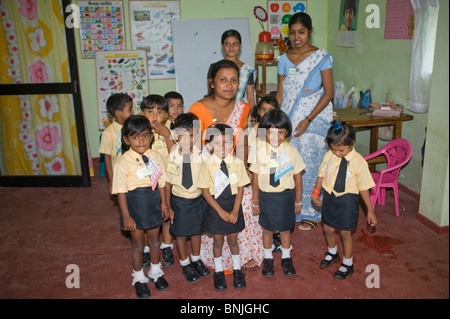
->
190, 60, 263, 272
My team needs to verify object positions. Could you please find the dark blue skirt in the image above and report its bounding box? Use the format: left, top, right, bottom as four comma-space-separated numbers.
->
259, 189, 295, 231
203, 194, 245, 235
170, 194, 205, 237
120, 187, 162, 230
322, 190, 359, 230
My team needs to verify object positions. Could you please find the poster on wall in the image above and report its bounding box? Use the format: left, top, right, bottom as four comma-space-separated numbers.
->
337, 0, 358, 47
78, 1, 126, 59
384, 0, 414, 39
267, 1, 307, 46
128, 1, 180, 79
96, 50, 149, 130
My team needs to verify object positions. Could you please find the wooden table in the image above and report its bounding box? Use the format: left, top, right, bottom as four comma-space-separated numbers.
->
334, 108, 413, 167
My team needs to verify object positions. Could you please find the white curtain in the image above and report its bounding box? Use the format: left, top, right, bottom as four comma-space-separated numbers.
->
407, 0, 439, 113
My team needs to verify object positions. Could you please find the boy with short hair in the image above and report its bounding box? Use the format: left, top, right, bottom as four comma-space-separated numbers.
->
164, 91, 185, 130
99, 93, 134, 192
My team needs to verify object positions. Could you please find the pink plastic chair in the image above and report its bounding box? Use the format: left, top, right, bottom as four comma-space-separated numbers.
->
363, 138, 412, 216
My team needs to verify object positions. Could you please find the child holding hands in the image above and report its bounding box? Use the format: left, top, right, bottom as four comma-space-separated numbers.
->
112, 115, 170, 298
312, 121, 377, 279
250, 109, 305, 277
198, 124, 250, 291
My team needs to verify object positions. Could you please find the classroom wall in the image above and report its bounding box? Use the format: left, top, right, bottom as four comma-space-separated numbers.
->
75, 0, 329, 159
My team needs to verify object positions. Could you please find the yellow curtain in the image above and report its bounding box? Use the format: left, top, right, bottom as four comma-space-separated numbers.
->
0, 0, 93, 176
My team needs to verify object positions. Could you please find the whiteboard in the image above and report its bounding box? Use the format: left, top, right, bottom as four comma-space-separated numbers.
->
172, 18, 254, 109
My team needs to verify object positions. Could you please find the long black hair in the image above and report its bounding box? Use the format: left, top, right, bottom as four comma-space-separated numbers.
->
258, 109, 292, 139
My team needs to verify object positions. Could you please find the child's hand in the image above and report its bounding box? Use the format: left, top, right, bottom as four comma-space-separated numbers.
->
312, 198, 322, 207
252, 204, 261, 216
161, 206, 170, 221
295, 203, 302, 214
219, 209, 230, 222
154, 122, 170, 138
367, 210, 377, 227
228, 210, 238, 224
122, 216, 136, 232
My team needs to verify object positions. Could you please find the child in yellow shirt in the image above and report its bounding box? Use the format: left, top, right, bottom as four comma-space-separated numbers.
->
164, 91, 185, 130
312, 121, 377, 279
250, 109, 305, 277
112, 115, 170, 298
198, 124, 250, 291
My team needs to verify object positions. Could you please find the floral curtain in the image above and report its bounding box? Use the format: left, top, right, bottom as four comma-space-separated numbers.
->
0, 0, 93, 176
407, 0, 439, 113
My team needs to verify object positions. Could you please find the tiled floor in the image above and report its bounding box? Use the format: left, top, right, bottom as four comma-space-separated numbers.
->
0, 163, 448, 300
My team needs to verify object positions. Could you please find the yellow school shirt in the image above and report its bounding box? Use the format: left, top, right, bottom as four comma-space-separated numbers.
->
318, 148, 375, 197
98, 120, 123, 168
165, 119, 174, 129
112, 148, 166, 194
249, 140, 306, 193
165, 145, 203, 199
151, 130, 173, 159
197, 153, 250, 196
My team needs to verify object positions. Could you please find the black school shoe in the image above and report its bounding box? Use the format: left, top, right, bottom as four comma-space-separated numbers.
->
334, 264, 354, 279
150, 275, 169, 290
233, 269, 246, 289
213, 271, 227, 291
192, 260, 211, 277
281, 257, 296, 276
134, 281, 151, 299
261, 258, 274, 277
319, 251, 340, 269
182, 263, 200, 283
161, 247, 174, 268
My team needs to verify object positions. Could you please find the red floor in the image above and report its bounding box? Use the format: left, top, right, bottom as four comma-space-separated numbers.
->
0, 163, 448, 300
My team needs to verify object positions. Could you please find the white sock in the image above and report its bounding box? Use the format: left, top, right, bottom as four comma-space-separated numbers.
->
180, 257, 190, 267
191, 254, 201, 262
325, 245, 338, 261
132, 268, 149, 285
148, 263, 164, 280
231, 254, 241, 270
143, 246, 150, 253
281, 245, 292, 259
160, 242, 173, 249
214, 257, 223, 273
339, 257, 353, 272
264, 248, 273, 259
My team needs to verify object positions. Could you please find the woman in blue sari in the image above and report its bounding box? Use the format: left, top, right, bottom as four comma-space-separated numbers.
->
276, 12, 334, 231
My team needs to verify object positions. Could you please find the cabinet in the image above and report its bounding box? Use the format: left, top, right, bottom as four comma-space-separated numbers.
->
255, 59, 278, 103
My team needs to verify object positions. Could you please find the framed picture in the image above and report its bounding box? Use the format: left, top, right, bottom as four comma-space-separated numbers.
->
267, 1, 307, 45
337, 0, 358, 47
128, 0, 180, 79
77, 1, 126, 59
96, 50, 149, 130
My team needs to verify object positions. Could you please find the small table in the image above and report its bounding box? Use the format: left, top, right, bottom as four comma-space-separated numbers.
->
334, 108, 413, 167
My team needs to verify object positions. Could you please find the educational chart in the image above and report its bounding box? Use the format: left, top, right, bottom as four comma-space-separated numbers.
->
96, 50, 149, 130
268, 1, 307, 45
128, 1, 180, 79
78, 1, 125, 58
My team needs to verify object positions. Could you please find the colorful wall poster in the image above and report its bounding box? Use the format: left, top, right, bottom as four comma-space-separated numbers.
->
337, 0, 358, 47
128, 1, 180, 79
267, 1, 307, 45
96, 51, 149, 130
78, 1, 125, 59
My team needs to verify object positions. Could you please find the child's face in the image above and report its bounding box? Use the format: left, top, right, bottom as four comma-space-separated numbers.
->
142, 107, 167, 127
210, 134, 234, 159
115, 101, 134, 125
266, 127, 287, 148
211, 67, 239, 100
330, 143, 354, 158
289, 22, 311, 49
222, 36, 241, 59
167, 98, 184, 121
176, 127, 195, 153
344, 9, 355, 29
123, 129, 153, 155
258, 102, 276, 120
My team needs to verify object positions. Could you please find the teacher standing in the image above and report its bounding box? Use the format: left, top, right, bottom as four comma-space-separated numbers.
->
276, 12, 334, 231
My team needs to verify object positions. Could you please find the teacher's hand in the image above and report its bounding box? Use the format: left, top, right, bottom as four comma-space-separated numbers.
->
293, 118, 310, 137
